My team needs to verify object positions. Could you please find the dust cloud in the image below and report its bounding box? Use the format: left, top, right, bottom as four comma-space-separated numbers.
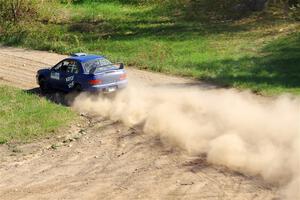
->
72, 81, 300, 199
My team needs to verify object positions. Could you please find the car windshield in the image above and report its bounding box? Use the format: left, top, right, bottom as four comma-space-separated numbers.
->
82, 58, 117, 74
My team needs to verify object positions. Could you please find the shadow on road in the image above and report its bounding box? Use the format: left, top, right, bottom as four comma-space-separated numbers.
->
25, 87, 118, 107
25, 87, 79, 106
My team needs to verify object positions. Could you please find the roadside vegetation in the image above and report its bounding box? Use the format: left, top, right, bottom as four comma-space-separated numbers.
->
0, 0, 299, 95
0, 86, 76, 144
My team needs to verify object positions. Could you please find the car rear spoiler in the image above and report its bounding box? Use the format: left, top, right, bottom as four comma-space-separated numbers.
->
114, 62, 124, 69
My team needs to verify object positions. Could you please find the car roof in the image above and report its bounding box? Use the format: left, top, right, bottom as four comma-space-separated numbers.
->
67, 54, 105, 63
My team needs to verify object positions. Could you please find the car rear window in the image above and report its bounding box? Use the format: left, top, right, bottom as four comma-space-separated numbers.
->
82, 58, 117, 74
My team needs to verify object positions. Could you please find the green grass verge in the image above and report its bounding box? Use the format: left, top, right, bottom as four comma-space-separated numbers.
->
0, 86, 76, 144
0, 2, 299, 95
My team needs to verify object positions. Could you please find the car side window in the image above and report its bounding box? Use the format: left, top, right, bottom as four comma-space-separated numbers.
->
66, 61, 80, 74
59, 60, 79, 74
53, 62, 63, 71
52, 60, 80, 74
61, 61, 70, 72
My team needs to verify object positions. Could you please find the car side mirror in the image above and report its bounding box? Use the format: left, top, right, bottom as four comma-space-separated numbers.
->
119, 63, 124, 69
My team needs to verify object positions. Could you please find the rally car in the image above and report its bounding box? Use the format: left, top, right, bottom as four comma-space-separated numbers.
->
36, 53, 128, 93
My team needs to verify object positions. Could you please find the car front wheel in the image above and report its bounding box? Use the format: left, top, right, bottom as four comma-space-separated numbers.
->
39, 77, 48, 93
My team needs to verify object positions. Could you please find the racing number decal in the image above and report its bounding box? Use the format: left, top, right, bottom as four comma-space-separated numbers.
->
50, 72, 60, 80
66, 76, 74, 82
68, 82, 75, 88
66, 76, 74, 88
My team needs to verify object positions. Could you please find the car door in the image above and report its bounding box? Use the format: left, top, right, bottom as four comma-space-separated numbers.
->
59, 59, 81, 91
49, 61, 63, 89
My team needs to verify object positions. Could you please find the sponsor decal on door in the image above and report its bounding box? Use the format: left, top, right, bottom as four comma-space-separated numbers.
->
50, 72, 60, 80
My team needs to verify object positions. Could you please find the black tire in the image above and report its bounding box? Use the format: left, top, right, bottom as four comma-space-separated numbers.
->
39, 77, 48, 93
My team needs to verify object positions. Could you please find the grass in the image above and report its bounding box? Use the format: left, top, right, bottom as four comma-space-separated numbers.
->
0, 86, 76, 144
0, 1, 299, 95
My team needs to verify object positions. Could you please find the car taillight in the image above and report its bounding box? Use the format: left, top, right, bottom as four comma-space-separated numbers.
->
119, 73, 127, 80
89, 79, 102, 85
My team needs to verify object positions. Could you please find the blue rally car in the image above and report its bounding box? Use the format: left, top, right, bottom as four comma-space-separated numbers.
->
36, 53, 128, 93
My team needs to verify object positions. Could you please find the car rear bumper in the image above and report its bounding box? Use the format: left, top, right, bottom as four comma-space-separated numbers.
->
86, 79, 128, 92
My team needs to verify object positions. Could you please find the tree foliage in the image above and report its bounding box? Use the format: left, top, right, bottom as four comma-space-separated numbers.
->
0, 0, 40, 22
0, 0, 298, 23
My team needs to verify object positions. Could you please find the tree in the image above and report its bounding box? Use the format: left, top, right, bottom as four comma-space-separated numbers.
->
0, 0, 39, 23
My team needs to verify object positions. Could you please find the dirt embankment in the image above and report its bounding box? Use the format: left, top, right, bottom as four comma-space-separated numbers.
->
0, 46, 287, 200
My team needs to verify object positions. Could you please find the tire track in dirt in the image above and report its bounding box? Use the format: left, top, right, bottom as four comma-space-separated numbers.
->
0, 55, 41, 89
0, 46, 279, 200
0, 53, 46, 67
0, 67, 35, 81
0, 65, 36, 76
0, 72, 35, 89
0, 61, 41, 72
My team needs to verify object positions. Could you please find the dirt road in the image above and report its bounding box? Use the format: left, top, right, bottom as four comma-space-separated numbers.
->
0, 47, 279, 200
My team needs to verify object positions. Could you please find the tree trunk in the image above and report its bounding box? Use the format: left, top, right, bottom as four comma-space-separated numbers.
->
10, 1, 17, 22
